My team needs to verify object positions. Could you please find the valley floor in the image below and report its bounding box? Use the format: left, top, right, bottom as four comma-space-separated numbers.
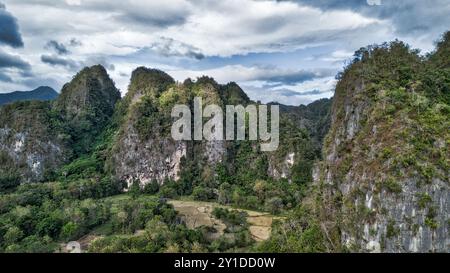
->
168, 199, 279, 242
61, 194, 279, 253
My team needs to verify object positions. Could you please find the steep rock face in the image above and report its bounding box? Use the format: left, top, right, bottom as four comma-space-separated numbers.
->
271, 98, 332, 181
54, 65, 121, 154
111, 70, 232, 186
316, 39, 450, 252
0, 65, 120, 184
111, 68, 188, 185
55, 65, 120, 119
111, 68, 321, 187
0, 101, 69, 182
115, 125, 188, 187
267, 152, 295, 179
191, 76, 227, 166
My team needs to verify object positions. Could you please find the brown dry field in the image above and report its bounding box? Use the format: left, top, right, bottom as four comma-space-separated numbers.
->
168, 200, 278, 242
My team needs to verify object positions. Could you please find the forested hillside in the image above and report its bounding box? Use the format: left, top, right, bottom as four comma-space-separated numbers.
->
262, 32, 450, 253
0, 64, 330, 252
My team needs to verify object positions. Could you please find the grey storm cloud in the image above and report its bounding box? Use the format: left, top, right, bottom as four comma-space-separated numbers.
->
114, 11, 187, 28
45, 40, 70, 55
257, 68, 334, 85
242, 84, 317, 106
259, 71, 317, 85
371, 1, 450, 36
147, 37, 205, 60
0, 49, 30, 70
41, 54, 115, 72
69, 38, 82, 47
107, 2, 190, 28
0, 72, 12, 82
284, 0, 450, 36
277, 89, 325, 97
278, 0, 369, 10
0, 49, 31, 84
0, 2, 24, 47
41, 54, 80, 70
65, 1, 190, 28
2, 1, 190, 28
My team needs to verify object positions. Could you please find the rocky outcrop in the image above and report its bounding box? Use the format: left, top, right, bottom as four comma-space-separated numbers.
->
0, 65, 120, 183
111, 68, 184, 185
54, 65, 120, 120
111, 70, 227, 185
54, 65, 121, 154
0, 64, 329, 193
0, 101, 69, 182
110, 68, 322, 187
114, 120, 188, 187
315, 39, 450, 252
268, 152, 295, 180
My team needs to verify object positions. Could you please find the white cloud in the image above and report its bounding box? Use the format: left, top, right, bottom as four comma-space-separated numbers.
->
0, 0, 448, 105
321, 50, 354, 63
4, 0, 385, 57
164, 0, 384, 57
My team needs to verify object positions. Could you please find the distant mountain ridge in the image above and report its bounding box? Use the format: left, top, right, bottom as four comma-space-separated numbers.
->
0, 86, 58, 106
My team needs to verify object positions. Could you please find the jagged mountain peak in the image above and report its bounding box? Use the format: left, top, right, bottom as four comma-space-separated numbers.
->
126, 67, 175, 101
220, 81, 251, 105
55, 65, 120, 112
194, 75, 219, 86
54, 64, 121, 154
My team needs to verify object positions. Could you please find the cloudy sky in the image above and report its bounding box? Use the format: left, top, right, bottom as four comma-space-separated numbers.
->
0, 0, 449, 105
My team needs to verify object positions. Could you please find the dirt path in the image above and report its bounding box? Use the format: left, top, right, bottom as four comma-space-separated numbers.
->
168, 200, 277, 242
